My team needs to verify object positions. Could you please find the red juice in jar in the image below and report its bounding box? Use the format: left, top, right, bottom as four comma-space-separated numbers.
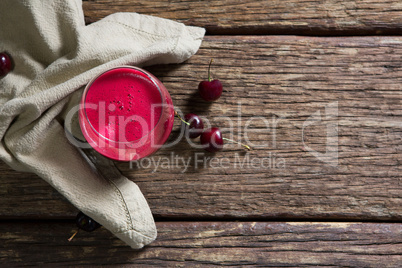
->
79, 66, 174, 161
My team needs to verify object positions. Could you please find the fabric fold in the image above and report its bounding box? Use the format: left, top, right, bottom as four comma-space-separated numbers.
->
0, 0, 204, 248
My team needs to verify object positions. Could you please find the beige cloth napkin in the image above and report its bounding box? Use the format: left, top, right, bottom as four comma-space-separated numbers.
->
0, 0, 204, 248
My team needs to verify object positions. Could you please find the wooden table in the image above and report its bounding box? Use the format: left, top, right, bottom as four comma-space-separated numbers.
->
2, 0, 401, 266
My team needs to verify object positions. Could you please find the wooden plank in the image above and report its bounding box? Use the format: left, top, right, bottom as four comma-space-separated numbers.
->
1, 221, 401, 266
1, 36, 401, 219
0, 166, 76, 218
82, 0, 402, 35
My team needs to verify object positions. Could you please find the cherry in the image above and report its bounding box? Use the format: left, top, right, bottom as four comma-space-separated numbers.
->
68, 211, 101, 241
200, 127, 223, 152
76, 211, 101, 232
175, 111, 204, 139
201, 127, 251, 152
0, 52, 13, 78
184, 113, 204, 138
198, 59, 223, 101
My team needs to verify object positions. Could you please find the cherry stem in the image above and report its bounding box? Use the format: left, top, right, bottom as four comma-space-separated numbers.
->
68, 230, 79, 242
208, 59, 213, 82
174, 110, 190, 126
222, 137, 251, 150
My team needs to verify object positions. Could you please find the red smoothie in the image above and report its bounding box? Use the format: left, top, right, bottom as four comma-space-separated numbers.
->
79, 66, 174, 161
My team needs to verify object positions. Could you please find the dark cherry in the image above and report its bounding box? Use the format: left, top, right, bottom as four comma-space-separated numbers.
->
184, 113, 204, 138
198, 59, 223, 101
0, 52, 13, 78
75, 211, 101, 232
200, 127, 224, 152
199, 80, 223, 101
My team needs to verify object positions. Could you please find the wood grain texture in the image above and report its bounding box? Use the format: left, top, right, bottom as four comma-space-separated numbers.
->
0, 36, 401, 220
82, 0, 402, 35
1, 221, 401, 266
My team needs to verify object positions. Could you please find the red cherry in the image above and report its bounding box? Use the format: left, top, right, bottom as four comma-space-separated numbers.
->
200, 127, 223, 152
0, 52, 13, 78
200, 127, 251, 152
199, 80, 223, 101
198, 59, 223, 101
184, 113, 204, 138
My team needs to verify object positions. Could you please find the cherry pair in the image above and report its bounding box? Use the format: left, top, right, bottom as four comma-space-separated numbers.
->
179, 113, 250, 152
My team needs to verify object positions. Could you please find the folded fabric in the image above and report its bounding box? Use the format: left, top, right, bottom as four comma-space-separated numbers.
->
0, 0, 205, 248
